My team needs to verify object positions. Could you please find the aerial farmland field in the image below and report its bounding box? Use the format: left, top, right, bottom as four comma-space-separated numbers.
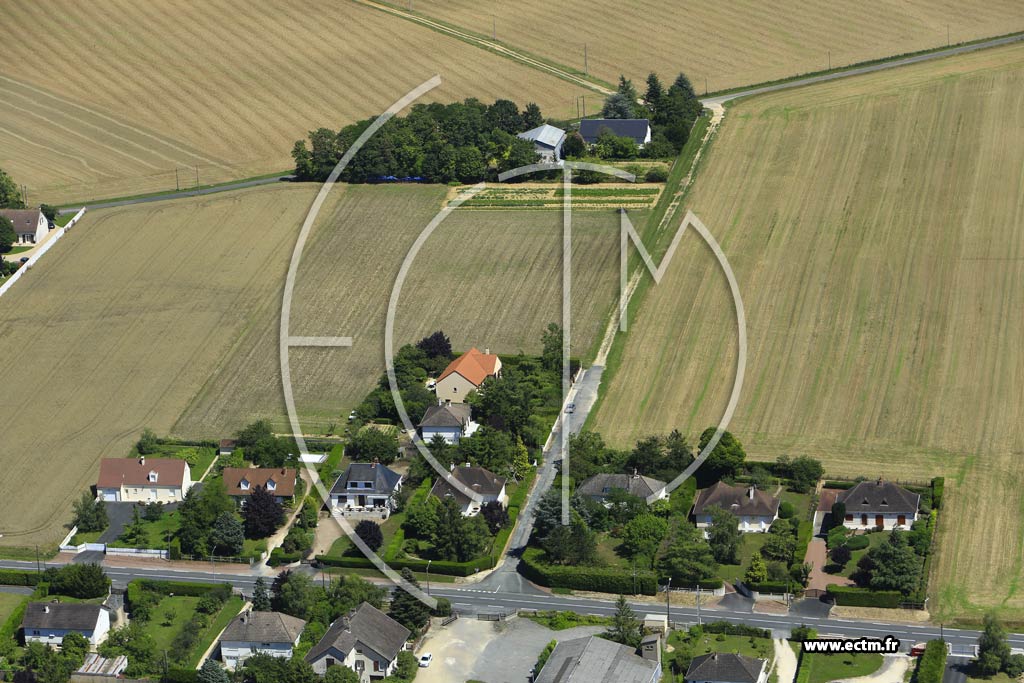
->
400, 0, 1024, 92
0, 182, 621, 548
591, 44, 1024, 618
0, 0, 582, 204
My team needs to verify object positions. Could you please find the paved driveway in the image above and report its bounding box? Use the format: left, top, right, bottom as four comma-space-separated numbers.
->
416, 616, 603, 683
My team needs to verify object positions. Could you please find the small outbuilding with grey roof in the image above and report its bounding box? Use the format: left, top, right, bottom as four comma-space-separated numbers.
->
685, 652, 768, 683
219, 610, 306, 670
535, 635, 661, 683
578, 119, 652, 147
22, 602, 111, 647
836, 478, 919, 530
330, 462, 403, 518
305, 602, 410, 681
517, 123, 567, 163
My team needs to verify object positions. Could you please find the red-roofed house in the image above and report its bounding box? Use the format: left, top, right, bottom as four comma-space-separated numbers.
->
434, 348, 501, 404
95, 456, 192, 502
222, 467, 297, 504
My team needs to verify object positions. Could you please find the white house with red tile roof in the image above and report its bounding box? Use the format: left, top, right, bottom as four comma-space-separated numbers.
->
95, 456, 192, 502
434, 348, 501, 403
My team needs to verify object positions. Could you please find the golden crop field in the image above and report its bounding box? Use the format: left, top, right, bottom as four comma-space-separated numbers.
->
0, 182, 621, 547
407, 0, 1024, 92
0, 185, 304, 548
591, 44, 1024, 618
175, 184, 623, 436
0, 0, 584, 205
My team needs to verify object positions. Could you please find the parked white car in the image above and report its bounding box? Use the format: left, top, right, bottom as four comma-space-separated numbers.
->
419, 653, 433, 668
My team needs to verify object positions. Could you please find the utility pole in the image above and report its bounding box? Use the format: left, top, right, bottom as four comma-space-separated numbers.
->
947, 25, 950, 46
194, 166, 199, 189
175, 168, 180, 192
582, 94, 586, 118
35, 545, 40, 575
584, 43, 588, 75
696, 584, 702, 625
492, 16, 496, 41
666, 577, 672, 625
704, 76, 708, 96
426, 560, 432, 596
632, 562, 637, 595
827, 50, 831, 70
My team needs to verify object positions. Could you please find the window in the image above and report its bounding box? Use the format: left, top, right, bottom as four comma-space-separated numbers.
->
326, 658, 335, 668
148, 471, 158, 483
845, 514, 853, 521
374, 660, 381, 672
240, 479, 250, 490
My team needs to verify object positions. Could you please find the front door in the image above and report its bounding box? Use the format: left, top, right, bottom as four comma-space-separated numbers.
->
897, 515, 906, 526
861, 514, 868, 526
358, 495, 366, 507
875, 515, 884, 527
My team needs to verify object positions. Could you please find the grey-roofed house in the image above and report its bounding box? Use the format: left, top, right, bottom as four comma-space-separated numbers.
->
578, 119, 652, 147
22, 602, 111, 647
0, 208, 47, 245
330, 462, 403, 519
836, 478, 920, 530
692, 482, 780, 533
418, 401, 477, 445
429, 464, 508, 516
517, 123, 567, 163
535, 635, 661, 683
219, 610, 306, 670
685, 653, 768, 683
577, 472, 668, 504
305, 602, 410, 681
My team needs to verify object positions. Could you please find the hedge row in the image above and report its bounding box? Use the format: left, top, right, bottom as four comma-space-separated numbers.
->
268, 548, 303, 566
0, 597, 30, 648
823, 481, 856, 490
127, 579, 232, 609
826, 585, 902, 608
316, 553, 492, 577
702, 621, 771, 638
916, 640, 947, 683
520, 548, 658, 595
932, 478, 945, 510
663, 576, 724, 590
0, 569, 42, 587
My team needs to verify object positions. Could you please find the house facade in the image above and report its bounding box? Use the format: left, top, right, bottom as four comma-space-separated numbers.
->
22, 603, 111, 648
685, 653, 768, 683
535, 635, 660, 683
305, 603, 410, 682
222, 467, 297, 505
434, 348, 501, 404
429, 465, 507, 516
95, 456, 192, 503
836, 479, 920, 530
579, 119, 653, 148
517, 123, 566, 163
219, 610, 306, 670
330, 462, 402, 518
692, 482, 779, 533
418, 401, 477, 444
0, 208, 48, 245
576, 472, 669, 505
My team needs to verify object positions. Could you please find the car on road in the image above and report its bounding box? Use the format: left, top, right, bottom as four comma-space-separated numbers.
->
564, 403, 575, 414
418, 653, 432, 668
19, 257, 30, 264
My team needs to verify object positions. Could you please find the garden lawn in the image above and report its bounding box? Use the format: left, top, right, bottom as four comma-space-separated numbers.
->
673, 632, 775, 662
717, 534, 770, 584
137, 594, 243, 670
70, 530, 102, 545
837, 532, 889, 579
108, 511, 180, 550
779, 491, 813, 521
594, 533, 631, 569
326, 511, 405, 559
0, 593, 27, 626
798, 652, 882, 683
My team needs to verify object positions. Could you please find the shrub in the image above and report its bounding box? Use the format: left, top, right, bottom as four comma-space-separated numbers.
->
931, 477, 945, 510
845, 535, 870, 551
431, 597, 452, 617
826, 585, 902, 608
790, 625, 817, 641
45, 563, 110, 599
354, 520, 384, 552
830, 545, 852, 566
778, 501, 795, 519
520, 548, 658, 595
916, 640, 947, 683
703, 621, 770, 638
644, 166, 669, 182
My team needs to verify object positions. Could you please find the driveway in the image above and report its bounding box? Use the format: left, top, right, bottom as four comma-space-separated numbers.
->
804, 538, 852, 593
416, 616, 603, 683
773, 639, 798, 683
97, 503, 140, 545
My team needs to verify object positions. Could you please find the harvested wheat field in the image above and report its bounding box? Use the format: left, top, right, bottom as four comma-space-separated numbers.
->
0, 184, 306, 548
409, 0, 1023, 92
0, 0, 583, 205
591, 44, 1024, 618
175, 184, 622, 436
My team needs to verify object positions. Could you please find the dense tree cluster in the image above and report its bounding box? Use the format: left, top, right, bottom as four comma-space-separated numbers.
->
235, 420, 296, 468
566, 429, 693, 488
402, 496, 492, 562
292, 99, 545, 184
44, 563, 110, 599
71, 491, 108, 533
176, 478, 235, 555
270, 570, 386, 627
0, 168, 24, 209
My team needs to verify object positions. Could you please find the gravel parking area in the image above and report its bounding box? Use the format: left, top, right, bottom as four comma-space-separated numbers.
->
416, 616, 604, 683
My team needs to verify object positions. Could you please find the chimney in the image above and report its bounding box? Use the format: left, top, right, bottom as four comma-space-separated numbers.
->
139, 456, 145, 466
449, 462, 455, 472
43, 605, 50, 614
485, 348, 490, 355
748, 486, 755, 500
632, 468, 639, 479
241, 610, 249, 624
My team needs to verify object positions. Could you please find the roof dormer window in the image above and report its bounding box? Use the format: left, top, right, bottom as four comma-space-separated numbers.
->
240, 478, 250, 490
880, 499, 888, 506
148, 471, 158, 483
267, 479, 276, 491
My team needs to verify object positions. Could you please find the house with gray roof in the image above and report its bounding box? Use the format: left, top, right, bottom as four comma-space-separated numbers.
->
517, 123, 567, 163
22, 602, 111, 647
836, 478, 919, 530
685, 652, 768, 683
330, 462, 403, 518
418, 401, 477, 444
535, 635, 661, 683
219, 609, 306, 670
578, 119, 652, 147
429, 464, 508, 516
0, 208, 47, 245
577, 472, 668, 504
305, 602, 410, 681
692, 482, 780, 533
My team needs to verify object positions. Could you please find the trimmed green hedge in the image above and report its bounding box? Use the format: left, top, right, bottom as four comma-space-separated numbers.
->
917, 640, 947, 683
703, 621, 770, 638
269, 548, 302, 566
660, 575, 723, 590
0, 569, 42, 587
521, 547, 658, 595
823, 480, 856, 490
746, 581, 791, 594
316, 553, 493, 577
932, 477, 945, 510
0, 597, 29, 649
826, 585, 902, 607
793, 520, 814, 578
845, 535, 870, 551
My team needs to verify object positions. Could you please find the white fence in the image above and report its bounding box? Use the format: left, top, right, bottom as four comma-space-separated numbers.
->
0, 207, 86, 301
106, 547, 167, 559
